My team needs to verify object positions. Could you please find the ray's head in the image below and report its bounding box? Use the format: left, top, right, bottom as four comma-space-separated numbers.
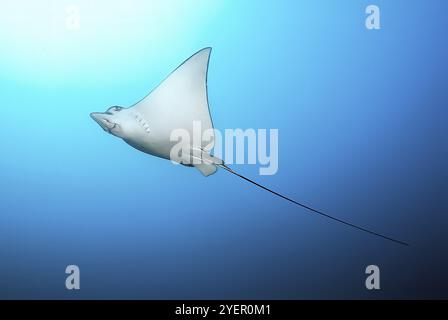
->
90, 106, 134, 139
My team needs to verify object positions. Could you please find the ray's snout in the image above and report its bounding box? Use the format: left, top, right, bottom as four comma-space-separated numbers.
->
90, 112, 115, 132
90, 112, 105, 127
90, 112, 100, 120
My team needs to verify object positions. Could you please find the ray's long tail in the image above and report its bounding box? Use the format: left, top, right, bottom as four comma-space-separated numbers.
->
218, 164, 408, 247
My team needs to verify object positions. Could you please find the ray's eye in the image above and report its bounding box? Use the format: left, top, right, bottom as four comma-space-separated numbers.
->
107, 106, 123, 113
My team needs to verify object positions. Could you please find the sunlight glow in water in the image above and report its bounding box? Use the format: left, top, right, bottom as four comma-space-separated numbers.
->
0, 0, 221, 82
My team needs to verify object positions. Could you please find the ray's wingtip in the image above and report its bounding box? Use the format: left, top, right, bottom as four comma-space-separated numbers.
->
199, 47, 212, 54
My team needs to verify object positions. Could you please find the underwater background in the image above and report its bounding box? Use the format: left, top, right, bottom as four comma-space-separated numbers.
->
0, 0, 446, 299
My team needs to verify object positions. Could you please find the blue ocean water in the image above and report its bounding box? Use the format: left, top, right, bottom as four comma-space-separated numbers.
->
0, 0, 446, 299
